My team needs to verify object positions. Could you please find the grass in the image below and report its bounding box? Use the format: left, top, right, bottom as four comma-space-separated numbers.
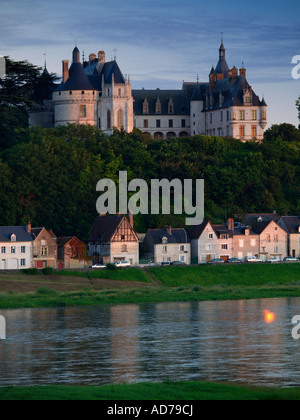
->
0, 264, 300, 309
0, 381, 300, 400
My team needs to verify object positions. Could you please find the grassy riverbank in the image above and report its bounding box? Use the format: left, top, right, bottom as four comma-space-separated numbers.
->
0, 264, 300, 309
0, 381, 300, 400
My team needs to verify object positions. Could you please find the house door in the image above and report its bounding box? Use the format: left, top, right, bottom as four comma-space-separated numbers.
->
206, 255, 211, 263
292, 250, 296, 258
1, 260, 6, 270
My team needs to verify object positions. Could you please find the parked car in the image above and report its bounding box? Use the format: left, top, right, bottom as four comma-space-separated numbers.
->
208, 258, 225, 264
268, 257, 281, 263
245, 256, 263, 263
114, 261, 131, 268
171, 261, 186, 266
161, 261, 171, 266
227, 258, 242, 264
284, 257, 300, 262
91, 264, 107, 269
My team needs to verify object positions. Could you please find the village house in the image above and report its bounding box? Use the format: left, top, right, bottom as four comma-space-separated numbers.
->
232, 225, 259, 261
278, 216, 300, 258
143, 226, 191, 265
188, 221, 218, 264
57, 236, 90, 269
0, 225, 32, 270
251, 220, 288, 261
88, 214, 139, 265
212, 220, 235, 262
30, 224, 58, 269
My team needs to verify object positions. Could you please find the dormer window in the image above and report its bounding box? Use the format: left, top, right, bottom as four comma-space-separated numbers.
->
143, 98, 149, 114
11, 234, 16, 242
243, 88, 252, 105
168, 99, 174, 114
162, 237, 168, 244
155, 98, 161, 114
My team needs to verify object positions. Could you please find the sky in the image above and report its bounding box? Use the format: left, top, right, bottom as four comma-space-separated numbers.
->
1, 0, 300, 128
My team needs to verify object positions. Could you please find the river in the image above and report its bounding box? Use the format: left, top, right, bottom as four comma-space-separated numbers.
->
0, 297, 300, 387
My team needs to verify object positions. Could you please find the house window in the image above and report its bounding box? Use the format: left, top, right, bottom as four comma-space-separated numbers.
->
220, 111, 223, 122
156, 120, 161, 128
122, 244, 128, 252
163, 245, 168, 253
210, 113, 213, 124
274, 247, 279, 253
221, 234, 229, 240
206, 243, 212, 251
117, 109, 123, 129
162, 237, 168, 245
221, 244, 228, 250
251, 239, 256, 247
143, 119, 148, 128
180, 245, 185, 252
208, 233, 214, 239
239, 240, 244, 248
20, 259, 26, 267
21, 246, 26, 253
41, 247, 48, 256
1, 247, 6, 254
11, 234, 16, 242
11, 247, 16, 254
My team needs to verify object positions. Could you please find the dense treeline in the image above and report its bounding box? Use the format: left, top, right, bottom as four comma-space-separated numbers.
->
0, 124, 300, 241
1, 57, 300, 241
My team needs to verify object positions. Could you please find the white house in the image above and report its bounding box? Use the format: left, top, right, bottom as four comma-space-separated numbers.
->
188, 220, 218, 264
0, 226, 32, 270
143, 226, 191, 265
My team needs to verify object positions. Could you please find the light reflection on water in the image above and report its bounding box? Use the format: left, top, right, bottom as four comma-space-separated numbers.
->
0, 297, 300, 387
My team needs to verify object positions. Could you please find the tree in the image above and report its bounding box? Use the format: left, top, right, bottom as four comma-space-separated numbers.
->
263, 123, 300, 143
297, 96, 300, 129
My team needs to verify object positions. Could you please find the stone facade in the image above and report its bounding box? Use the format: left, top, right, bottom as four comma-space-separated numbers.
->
278, 216, 300, 258
57, 236, 90, 269
0, 226, 32, 270
251, 220, 288, 261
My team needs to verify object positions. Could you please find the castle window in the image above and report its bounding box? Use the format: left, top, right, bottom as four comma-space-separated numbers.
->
82, 91, 85, 95
227, 111, 230, 121
169, 119, 173, 128
181, 119, 186, 128
251, 125, 257, 137
239, 125, 245, 137
168, 99, 174, 114
252, 110, 257, 120
80, 105, 86, 118
143, 119, 148, 128
117, 109, 123, 129
262, 111, 267, 120
156, 120, 161, 128
107, 110, 111, 129
239, 110, 245, 120
220, 111, 223, 122
118, 88, 122, 96
69, 91, 72, 95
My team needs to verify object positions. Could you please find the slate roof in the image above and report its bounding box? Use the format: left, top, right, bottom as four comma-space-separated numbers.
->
250, 221, 272, 235
187, 221, 210, 240
132, 89, 190, 115
238, 213, 281, 226
89, 215, 124, 243
58, 62, 95, 91
145, 228, 190, 244
280, 216, 300, 234
0, 226, 32, 243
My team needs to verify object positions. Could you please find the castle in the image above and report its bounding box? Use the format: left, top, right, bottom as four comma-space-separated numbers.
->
29, 42, 267, 141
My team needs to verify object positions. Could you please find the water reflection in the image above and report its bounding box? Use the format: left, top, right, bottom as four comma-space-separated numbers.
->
0, 297, 300, 387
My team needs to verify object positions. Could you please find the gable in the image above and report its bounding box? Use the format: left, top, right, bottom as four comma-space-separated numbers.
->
111, 217, 138, 243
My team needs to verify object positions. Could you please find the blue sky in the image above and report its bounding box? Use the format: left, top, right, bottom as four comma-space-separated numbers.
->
1, 0, 300, 128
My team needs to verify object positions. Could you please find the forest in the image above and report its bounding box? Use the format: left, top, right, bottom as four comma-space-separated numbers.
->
1, 57, 300, 242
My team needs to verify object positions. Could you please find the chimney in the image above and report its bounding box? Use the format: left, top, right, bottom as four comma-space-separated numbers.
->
128, 211, 134, 229
227, 218, 234, 231
231, 66, 238, 78
98, 51, 105, 63
89, 53, 97, 64
62, 60, 69, 83
27, 220, 32, 234
239, 67, 246, 78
